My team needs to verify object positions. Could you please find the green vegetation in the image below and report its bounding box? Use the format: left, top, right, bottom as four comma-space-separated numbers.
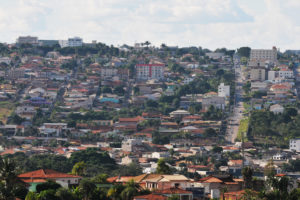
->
237, 118, 249, 142
248, 108, 300, 147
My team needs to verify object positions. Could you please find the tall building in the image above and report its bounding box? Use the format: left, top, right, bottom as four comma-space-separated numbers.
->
135, 64, 165, 80
58, 37, 83, 48
16, 36, 38, 45
250, 47, 277, 63
218, 83, 230, 98
68, 37, 83, 47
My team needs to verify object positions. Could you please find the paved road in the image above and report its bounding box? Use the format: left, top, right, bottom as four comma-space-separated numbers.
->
225, 62, 245, 143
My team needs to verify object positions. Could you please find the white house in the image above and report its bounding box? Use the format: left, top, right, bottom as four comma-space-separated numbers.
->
279, 69, 294, 79
0, 57, 11, 65
270, 104, 284, 114
151, 152, 170, 159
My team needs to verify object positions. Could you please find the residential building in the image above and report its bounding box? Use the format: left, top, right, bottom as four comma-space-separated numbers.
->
202, 96, 226, 110
250, 67, 266, 81
7, 68, 25, 79
270, 104, 284, 114
278, 69, 294, 79
18, 169, 81, 191
0, 57, 11, 65
250, 47, 277, 63
218, 83, 230, 98
17, 36, 38, 45
122, 139, 142, 152
170, 110, 190, 119
68, 37, 83, 47
290, 139, 300, 152
205, 52, 225, 60
136, 64, 165, 80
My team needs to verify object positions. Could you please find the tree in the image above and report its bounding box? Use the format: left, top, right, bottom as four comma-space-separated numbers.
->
107, 184, 125, 200
0, 156, 26, 200
156, 159, 172, 174
91, 173, 108, 184
167, 195, 180, 200
212, 146, 223, 153
36, 180, 61, 193
55, 188, 77, 200
237, 47, 251, 58
25, 191, 38, 200
71, 161, 86, 176
242, 167, 253, 189
203, 128, 218, 138
114, 85, 125, 96
78, 179, 96, 200
120, 180, 141, 200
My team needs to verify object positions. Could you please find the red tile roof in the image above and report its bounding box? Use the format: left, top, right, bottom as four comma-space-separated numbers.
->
134, 194, 167, 200
156, 187, 192, 194
18, 169, 81, 179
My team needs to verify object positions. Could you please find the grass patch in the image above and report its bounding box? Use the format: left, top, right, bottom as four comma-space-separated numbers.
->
237, 117, 249, 142
0, 101, 15, 123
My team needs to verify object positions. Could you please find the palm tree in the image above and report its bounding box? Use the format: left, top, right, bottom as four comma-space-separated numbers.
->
107, 184, 125, 200
242, 167, 253, 189
0, 156, 24, 200
120, 180, 141, 200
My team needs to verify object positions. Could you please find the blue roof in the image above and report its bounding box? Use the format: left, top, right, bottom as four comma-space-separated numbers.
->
99, 97, 119, 103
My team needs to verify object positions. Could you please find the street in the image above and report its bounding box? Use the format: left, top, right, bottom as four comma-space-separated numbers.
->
225, 62, 245, 143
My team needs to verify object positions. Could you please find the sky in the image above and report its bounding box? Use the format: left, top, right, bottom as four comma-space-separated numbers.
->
0, 0, 299, 50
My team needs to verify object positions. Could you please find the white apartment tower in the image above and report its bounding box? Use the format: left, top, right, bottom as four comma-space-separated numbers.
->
135, 64, 165, 80
68, 37, 83, 47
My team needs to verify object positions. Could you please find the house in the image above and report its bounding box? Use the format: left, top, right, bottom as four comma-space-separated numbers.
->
195, 175, 243, 194
122, 139, 143, 152
134, 194, 167, 200
143, 175, 191, 190
18, 169, 81, 191
39, 123, 68, 137
155, 187, 193, 200
202, 96, 225, 110
15, 105, 36, 120
251, 81, 268, 92
205, 52, 224, 60
270, 104, 284, 114
121, 155, 139, 165
170, 110, 190, 119
221, 190, 258, 200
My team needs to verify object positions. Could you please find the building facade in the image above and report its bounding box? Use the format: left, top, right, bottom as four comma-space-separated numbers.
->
136, 64, 165, 80
17, 36, 38, 45
290, 139, 300, 152
250, 47, 277, 62
218, 83, 230, 98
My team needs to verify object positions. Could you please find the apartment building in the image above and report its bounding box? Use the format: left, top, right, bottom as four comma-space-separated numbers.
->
250, 67, 266, 81
250, 47, 277, 62
135, 64, 165, 80
16, 36, 38, 45
290, 139, 300, 152
218, 83, 230, 98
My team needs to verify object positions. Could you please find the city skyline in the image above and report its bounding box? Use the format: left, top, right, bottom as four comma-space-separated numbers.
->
0, 0, 299, 50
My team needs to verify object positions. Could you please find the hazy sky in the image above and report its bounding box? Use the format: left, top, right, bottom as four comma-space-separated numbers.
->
0, 0, 299, 50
